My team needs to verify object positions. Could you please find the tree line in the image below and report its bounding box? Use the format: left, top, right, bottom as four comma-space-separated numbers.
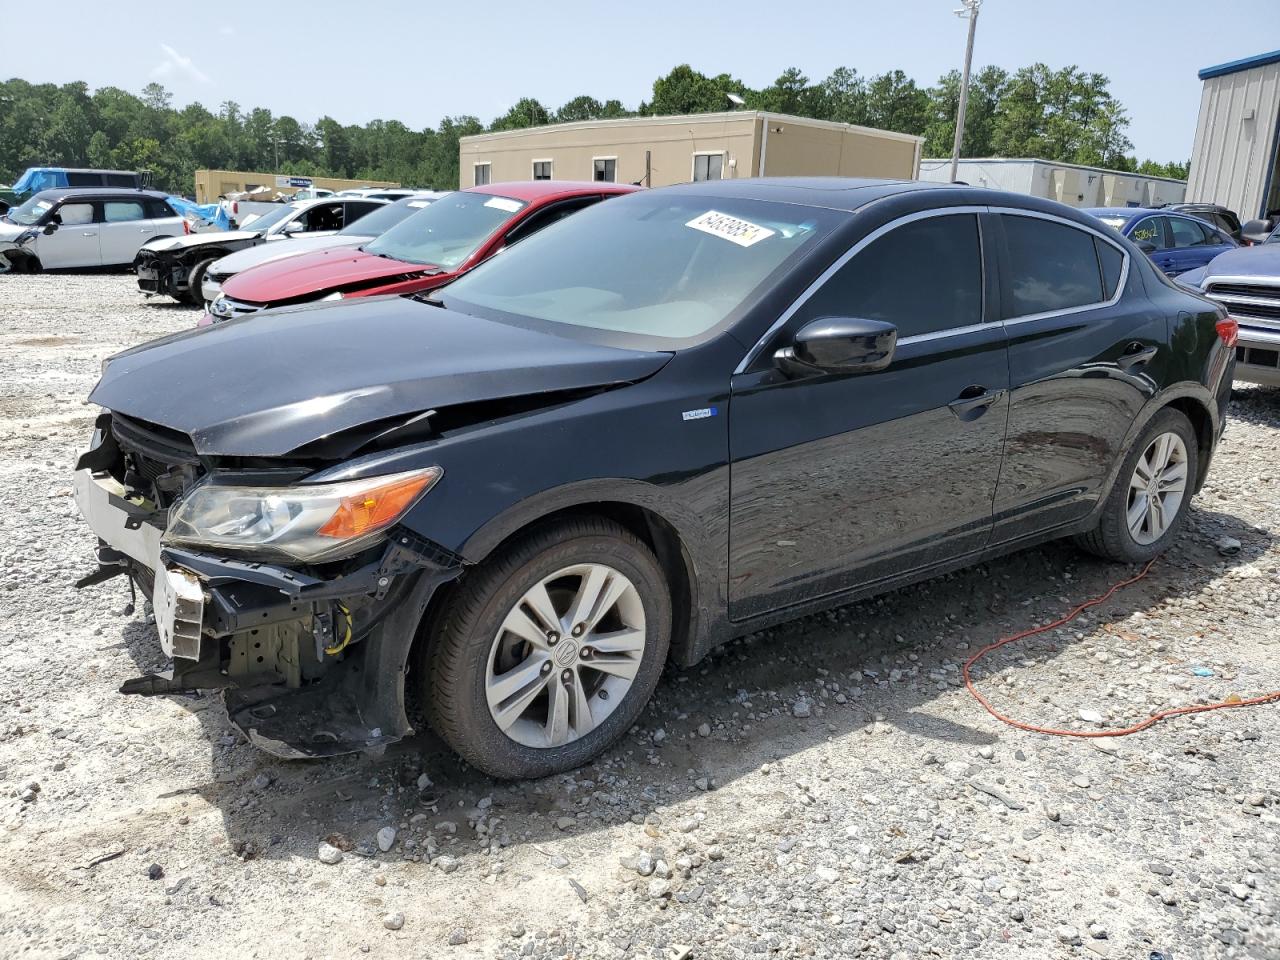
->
0, 63, 1189, 197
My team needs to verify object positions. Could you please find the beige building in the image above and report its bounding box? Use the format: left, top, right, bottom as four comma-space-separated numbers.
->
918, 158, 1186, 208
193, 169, 399, 203
458, 111, 923, 188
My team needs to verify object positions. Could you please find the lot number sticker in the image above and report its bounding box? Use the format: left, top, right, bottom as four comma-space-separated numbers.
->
484, 196, 524, 213
686, 210, 775, 247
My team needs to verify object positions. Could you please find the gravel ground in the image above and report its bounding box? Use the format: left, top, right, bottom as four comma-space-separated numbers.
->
1, 273, 1279, 960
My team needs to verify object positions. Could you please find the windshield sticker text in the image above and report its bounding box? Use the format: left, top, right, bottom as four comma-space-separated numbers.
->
686, 211, 776, 248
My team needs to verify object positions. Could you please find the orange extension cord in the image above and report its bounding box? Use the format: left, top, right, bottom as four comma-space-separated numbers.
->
964, 558, 1280, 738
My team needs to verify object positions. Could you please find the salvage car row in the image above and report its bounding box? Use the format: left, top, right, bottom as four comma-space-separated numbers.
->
67, 176, 1239, 779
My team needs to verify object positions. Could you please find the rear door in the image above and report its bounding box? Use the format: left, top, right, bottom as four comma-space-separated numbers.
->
728, 209, 1009, 619
98, 198, 155, 265
35, 201, 101, 268
991, 211, 1166, 541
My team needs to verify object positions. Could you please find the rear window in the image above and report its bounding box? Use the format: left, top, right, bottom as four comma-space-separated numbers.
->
1001, 215, 1105, 318
1095, 238, 1124, 299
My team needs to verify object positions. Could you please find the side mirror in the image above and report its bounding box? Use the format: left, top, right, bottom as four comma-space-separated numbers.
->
1135, 239, 1157, 255
775, 317, 897, 377
42, 222, 58, 235
1242, 218, 1274, 245
282, 220, 305, 234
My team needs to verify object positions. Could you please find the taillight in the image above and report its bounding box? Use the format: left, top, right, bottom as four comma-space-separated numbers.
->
232, 201, 239, 214
1216, 316, 1239, 348
183, 219, 191, 235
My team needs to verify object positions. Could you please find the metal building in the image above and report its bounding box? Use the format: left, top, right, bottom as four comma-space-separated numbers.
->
458, 112, 923, 188
918, 157, 1186, 207
1186, 50, 1280, 220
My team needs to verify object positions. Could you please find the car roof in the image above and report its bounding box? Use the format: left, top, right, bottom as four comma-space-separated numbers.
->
29, 187, 171, 202
465, 180, 643, 202
1081, 207, 1162, 220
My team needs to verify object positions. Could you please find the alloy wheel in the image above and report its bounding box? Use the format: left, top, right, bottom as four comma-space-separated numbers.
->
485, 563, 646, 749
1126, 431, 1189, 545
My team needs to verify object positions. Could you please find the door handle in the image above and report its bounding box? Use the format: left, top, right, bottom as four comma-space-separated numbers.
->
1117, 342, 1158, 369
948, 384, 1005, 420
81, 231, 97, 237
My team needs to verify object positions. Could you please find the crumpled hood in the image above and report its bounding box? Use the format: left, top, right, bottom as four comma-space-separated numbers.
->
142, 230, 260, 254
91, 296, 672, 457
0, 220, 27, 241
1200, 244, 1280, 282
210, 234, 366, 277
222, 248, 437, 304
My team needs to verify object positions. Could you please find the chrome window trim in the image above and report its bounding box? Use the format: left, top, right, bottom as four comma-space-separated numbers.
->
991, 206, 1130, 326
734, 205, 990, 374
896, 322, 994, 346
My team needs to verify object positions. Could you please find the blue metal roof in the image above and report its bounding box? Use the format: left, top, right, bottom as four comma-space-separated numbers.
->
1199, 49, 1280, 81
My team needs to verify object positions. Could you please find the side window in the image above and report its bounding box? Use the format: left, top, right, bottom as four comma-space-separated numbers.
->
66, 172, 101, 187
504, 197, 599, 245
798, 213, 983, 339
593, 158, 616, 183
1169, 216, 1211, 248
473, 163, 491, 187
104, 201, 146, 222
299, 203, 345, 232
1095, 237, 1124, 300
1001, 215, 1105, 317
104, 173, 138, 187
145, 198, 174, 219
693, 153, 724, 181
343, 201, 381, 225
1129, 216, 1165, 248
56, 202, 95, 226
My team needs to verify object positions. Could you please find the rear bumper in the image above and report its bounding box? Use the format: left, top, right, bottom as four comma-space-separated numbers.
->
1235, 328, 1280, 388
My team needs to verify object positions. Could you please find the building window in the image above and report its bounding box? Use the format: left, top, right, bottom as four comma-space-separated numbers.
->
473, 163, 491, 186
593, 157, 616, 183
533, 160, 552, 181
693, 153, 725, 182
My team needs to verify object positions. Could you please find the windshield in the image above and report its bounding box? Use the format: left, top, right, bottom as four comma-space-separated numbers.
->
239, 205, 297, 233
364, 191, 526, 267
337, 197, 432, 237
5, 196, 54, 226
440, 193, 833, 341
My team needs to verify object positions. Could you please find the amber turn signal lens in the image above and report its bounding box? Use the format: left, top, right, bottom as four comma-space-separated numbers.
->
316, 468, 441, 540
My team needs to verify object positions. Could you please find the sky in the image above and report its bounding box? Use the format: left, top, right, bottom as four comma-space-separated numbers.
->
6, 0, 1280, 163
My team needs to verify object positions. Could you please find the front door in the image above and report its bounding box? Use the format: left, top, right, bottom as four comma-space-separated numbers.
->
98, 199, 155, 265
728, 210, 1009, 620
991, 211, 1166, 541
35, 202, 100, 268
1165, 215, 1232, 275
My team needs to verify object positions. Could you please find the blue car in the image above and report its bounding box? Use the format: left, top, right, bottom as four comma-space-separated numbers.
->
1083, 207, 1238, 277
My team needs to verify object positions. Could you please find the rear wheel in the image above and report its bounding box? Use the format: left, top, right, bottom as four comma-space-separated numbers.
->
1074, 408, 1197, 562
185, 256, 217, 306
425, 518, 670, 779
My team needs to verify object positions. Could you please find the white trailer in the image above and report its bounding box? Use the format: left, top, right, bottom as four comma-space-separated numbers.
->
918, 157, 1186, 208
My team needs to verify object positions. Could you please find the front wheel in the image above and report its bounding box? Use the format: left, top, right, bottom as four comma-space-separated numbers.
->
184, 257, 217, 306
425, 518, 671, 779
1074, 408, 1198, 563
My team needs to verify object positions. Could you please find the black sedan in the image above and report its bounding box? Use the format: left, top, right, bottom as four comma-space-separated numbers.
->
74, 178, 1235, 778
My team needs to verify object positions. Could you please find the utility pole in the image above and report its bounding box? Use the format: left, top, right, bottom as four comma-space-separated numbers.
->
949, 0, 981, 183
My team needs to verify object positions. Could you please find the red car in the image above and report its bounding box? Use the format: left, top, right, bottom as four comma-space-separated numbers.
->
203, 181, 640, 323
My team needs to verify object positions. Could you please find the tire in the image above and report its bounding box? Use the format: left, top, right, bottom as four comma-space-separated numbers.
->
425, 518, 671, 779
1074, 408, 1198, 563
184, 256, 216, 306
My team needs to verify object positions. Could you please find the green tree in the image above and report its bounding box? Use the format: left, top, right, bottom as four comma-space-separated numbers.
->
863, 70, 930, 136
491, 98, 550, 131
649, 65, 729, 115
556, 95, 604, 122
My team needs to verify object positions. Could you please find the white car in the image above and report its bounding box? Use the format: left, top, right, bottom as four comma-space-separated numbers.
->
200, 192, 447, 304
136, 196, 390, 303
0, 188, 185, 271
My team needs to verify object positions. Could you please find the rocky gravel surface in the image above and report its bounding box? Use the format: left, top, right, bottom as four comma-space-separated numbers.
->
1, 274, 1279, 960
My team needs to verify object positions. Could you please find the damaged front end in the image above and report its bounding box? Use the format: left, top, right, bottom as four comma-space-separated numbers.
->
135, 247, 194, 299
73, 412, 463, 758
